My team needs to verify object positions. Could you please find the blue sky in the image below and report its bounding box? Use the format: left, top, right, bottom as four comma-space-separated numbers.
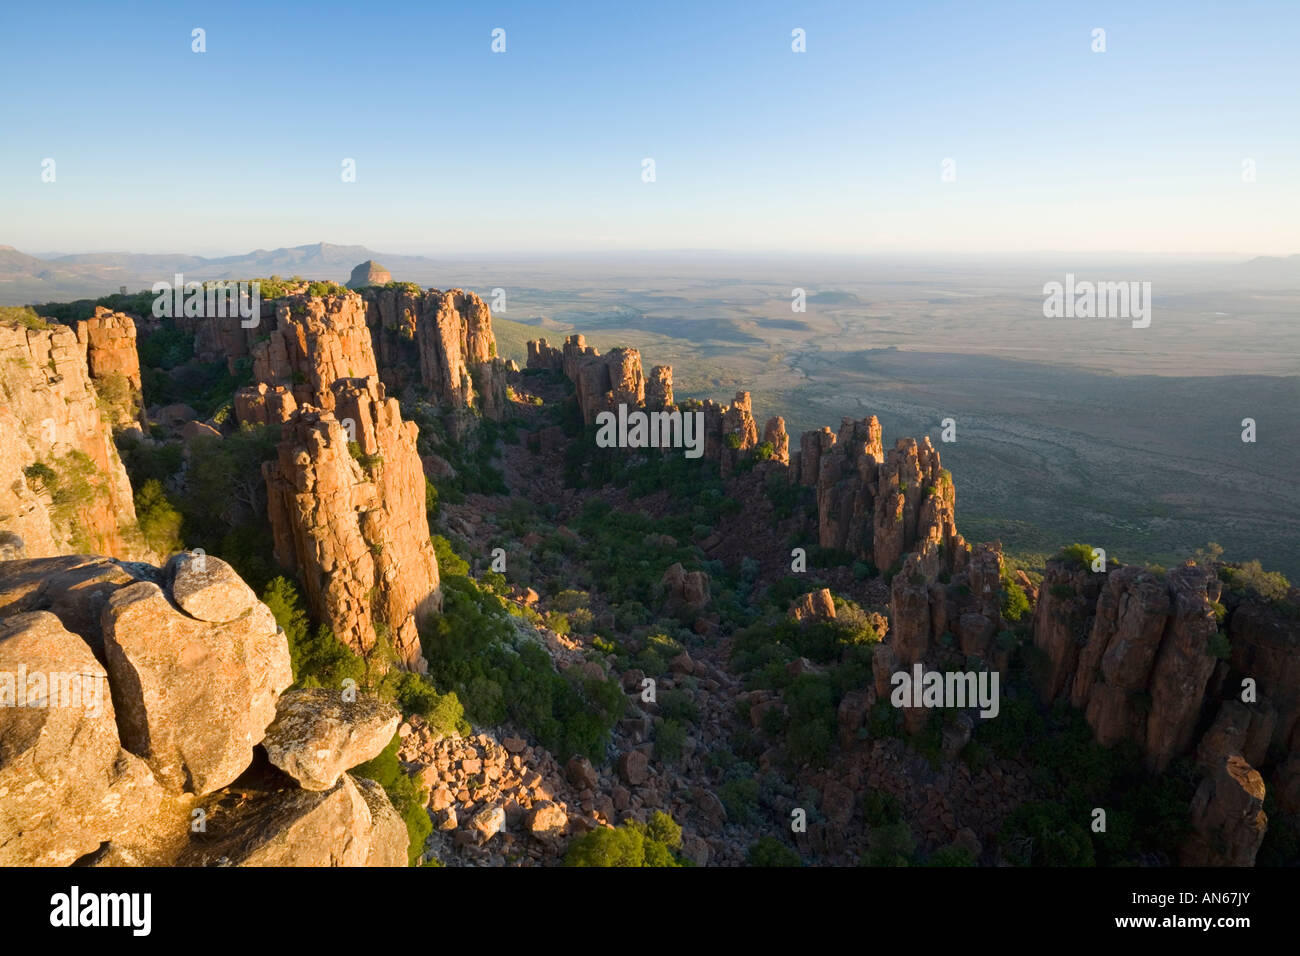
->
1, 0, 1297, 255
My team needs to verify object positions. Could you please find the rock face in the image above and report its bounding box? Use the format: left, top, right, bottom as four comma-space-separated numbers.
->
1181, 754, 1268, 866
179, 772, 406, 867
234, 382, 297, 427
101, 553, 293, 795
0, 553, 410, 867
0, 319, 145, 560
347, 260, 393, 289
249, 293, 379, 416
262, 689, 401, 790
790, 588, 836, 623
646, 365, 674, 410
263, 379, 438, 672
0, 554, 145, 657
1227, 599, 1300, 803
803, 416, 960, 576
661, 562, 710, 612
358, 287, 504, 417
0, 611, 163, 866
763, 417, 790, 465
530, 335, 766, 475
74, 307, 143, 429
1033, 559, 1224, 772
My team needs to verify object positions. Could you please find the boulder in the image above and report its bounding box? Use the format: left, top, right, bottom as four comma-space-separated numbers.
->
565, 754, 599, 791
101, 567, 293, 795
167, 551, 258, 624
790, 588, 836, 623
178, 773, 404, 867
618, 749, 649, 786
526, 800, 568, 839
0, 611, 166, 866
470, 804, 506, 843
261, 688, 400, 791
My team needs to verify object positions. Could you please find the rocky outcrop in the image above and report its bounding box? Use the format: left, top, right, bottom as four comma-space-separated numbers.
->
74, 307, 143, 429
264, 378, 438, 672
249, 293, 379, 415
661, 562, 710, 612
101, 553, 292, 794
1033, 559, 1224, 772
790, 416, 960, 577
347, 260, 392, 289
261, 689, 400, 790
0, 320, 145, 560
0, 611, 163, 866
178, 771, 406, 867
763, 417, 790, 464
536, 335, 647, 426
790, 588, 836, 623
234, 382, 298, 427
358, 287, 501, 415
0, 552, 410, 867
647, 365, 674, 410
1181, 754, 1268, 866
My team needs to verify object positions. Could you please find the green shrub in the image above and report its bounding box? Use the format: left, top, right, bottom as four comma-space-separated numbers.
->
1220, 560, 1291, 602
1001, 580, 1031, 622
552, 589, 590, 612
262, 577, 366, 691
1057, 543, 1097, 568
564, 811, 684, 867
351, 734, 431, 866
134, 479, 184, 555
1000, 801, 1095, 866
718, 777, 761, 825
926, 845, 976, 866
0, 305, 54, 330
746, 837, 801, 867
861, 821, 916, 866
655, 718, 686, 763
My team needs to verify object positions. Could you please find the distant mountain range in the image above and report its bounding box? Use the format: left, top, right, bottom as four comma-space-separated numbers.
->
1, 242, 1298, 307
0, 242, 456, 305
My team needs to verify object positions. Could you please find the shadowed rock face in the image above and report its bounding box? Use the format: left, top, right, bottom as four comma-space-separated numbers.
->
1033, 560, 1225, 772
0, 610, 162, 866
1181, 754, 1268, 866
0, 321, 145, 561
178, 772, 405, 867
1024, 555, 1300, 865
358, 286, 504, 417
528, 335, 762, 474
263, 380, 436, 673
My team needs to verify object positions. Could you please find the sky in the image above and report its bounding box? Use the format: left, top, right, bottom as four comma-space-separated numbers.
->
1, 0, 1297, 257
